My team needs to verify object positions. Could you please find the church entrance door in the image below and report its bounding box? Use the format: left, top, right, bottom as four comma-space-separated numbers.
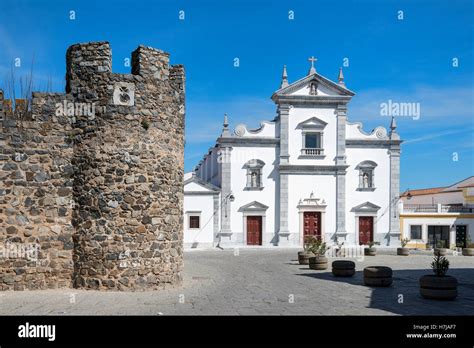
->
303, 212, 321, 239
358, 216, 374, 245
247, 216, 262, 245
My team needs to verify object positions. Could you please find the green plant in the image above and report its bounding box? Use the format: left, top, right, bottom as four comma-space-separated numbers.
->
303, 235, 313, 252
401, 238, 409, 248
306, 236, 329, 256
436, 240, 446, 249
431, 254, 449, 276
367, 241, 380, 248
141, 119, 150, 130
465, 234, 474, 248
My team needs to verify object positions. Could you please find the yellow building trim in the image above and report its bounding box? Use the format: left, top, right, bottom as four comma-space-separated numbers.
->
400, 214, 474, 219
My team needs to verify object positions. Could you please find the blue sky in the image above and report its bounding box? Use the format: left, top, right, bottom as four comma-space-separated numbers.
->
0, 0, 473, 192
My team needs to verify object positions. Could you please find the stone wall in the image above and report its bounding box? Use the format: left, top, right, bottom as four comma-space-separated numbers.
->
0, 42, 185, 291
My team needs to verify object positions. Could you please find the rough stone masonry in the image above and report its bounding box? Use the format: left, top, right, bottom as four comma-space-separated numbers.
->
0, 42, 185, 291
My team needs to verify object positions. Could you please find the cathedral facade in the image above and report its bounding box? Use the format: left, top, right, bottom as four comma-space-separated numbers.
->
184, 59, 402, 249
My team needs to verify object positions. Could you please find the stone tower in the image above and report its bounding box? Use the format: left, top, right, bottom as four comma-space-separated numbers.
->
0, 42, 185, 291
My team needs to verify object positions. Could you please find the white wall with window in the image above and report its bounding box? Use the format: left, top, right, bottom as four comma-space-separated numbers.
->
401, 216, 474, 249
228, 146, 277, 245
184, 174, 219, 249
288, 108, 335, 165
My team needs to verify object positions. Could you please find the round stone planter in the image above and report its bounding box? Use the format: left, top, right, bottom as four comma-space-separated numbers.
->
363, 266, 393, 287
397, 247, 410, 256
332, 260, 356, 277
309, 256, 328, 270
434, 248, 448, 256
419, 275, 458, 300
298, 252, 315, 265
364, 247, 377, 256
462, 248, 474, 256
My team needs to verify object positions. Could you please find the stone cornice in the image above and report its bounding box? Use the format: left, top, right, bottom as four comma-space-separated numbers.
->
218, 136, 280, 147
278, 164, 349, 175
346, 139, 403, 148
272, 94, 352, 106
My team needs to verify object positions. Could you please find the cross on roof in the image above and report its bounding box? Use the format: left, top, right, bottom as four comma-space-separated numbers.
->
308, 56, 317, 74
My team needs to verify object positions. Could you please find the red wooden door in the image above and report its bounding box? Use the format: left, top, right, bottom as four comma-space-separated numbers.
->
247, 216, 262, 245
303, 212, 321, 238
359, 217, 374, 245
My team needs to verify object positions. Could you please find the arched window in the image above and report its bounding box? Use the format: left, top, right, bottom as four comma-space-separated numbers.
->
243, 159, 265, 190
356, 161, 377, 191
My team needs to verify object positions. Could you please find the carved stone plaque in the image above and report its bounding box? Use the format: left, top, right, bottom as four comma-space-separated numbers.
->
113, 82, 135, 106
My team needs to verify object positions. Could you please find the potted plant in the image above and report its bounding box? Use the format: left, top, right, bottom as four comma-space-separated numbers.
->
434, 240, 448, 256
419, 254, 458, 300
462, 235, 474, 256
308, 238, 329, 270
397, 238, 410, 256
298, 235, 315, 265
364, 241, 380, 256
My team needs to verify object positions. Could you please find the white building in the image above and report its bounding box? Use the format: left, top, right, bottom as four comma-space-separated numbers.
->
400, 176, 474, 249
184, 58, 402, 249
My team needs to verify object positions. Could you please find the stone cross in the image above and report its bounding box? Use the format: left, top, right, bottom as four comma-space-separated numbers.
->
308, 56, 317, 74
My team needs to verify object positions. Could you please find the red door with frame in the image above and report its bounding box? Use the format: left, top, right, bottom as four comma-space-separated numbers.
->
359, 216, 374, 245
303, 212, 321, 239
247, 216, 262, 245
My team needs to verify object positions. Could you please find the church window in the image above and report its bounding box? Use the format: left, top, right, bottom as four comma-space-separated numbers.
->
187, 213, 201, 229
302, 132, 323, 156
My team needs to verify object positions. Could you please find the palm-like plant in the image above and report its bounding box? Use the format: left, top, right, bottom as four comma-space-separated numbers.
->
431, 255, 449, 276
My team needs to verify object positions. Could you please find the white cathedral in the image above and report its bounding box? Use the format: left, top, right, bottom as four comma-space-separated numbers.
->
184, 58, 402, 249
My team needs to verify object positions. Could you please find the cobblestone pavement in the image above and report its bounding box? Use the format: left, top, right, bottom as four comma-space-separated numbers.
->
0, 249, 473, 315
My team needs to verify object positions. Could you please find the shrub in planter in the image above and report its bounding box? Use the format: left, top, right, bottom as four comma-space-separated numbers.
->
419, 255, 458, 300
462, 243, 474, 256
397, 238, 410, 256
363, 266, 393, 287
364, 241, 380, 256
462, 235, 474, 256
308, 239, 330, 270
298, 235, 316, 265
332, 260, 356, 277
434, 240, 448, 256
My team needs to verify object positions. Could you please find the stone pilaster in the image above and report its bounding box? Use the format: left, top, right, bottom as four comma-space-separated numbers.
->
335, 104, 347, 242
388, 144, 401, 246
213, 193, 220, 246
277, 104, 291, 245
219, 146, 233, 246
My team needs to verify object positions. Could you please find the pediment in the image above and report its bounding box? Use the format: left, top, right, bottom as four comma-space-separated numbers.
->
297, 116, 328, 130
238, 201, 269, 212
351, 201, 381, 213
273, 73, 355, 98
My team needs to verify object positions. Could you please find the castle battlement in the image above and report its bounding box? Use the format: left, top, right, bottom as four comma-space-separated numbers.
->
0, 42, 185, 291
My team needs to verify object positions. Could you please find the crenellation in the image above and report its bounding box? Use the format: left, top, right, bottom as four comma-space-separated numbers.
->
0, 41, 184, 291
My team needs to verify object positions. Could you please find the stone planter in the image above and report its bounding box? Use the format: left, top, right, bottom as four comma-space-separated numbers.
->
434, 248, 448, 256
332, 260, 355, 277
309, 256, 328, 270
364, 247, 377, 256
462, 248, 474, 256
397, 247, 409, 256
298, 251, 315, 265
419, 275, 458, 300
363, 266, 393, 287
